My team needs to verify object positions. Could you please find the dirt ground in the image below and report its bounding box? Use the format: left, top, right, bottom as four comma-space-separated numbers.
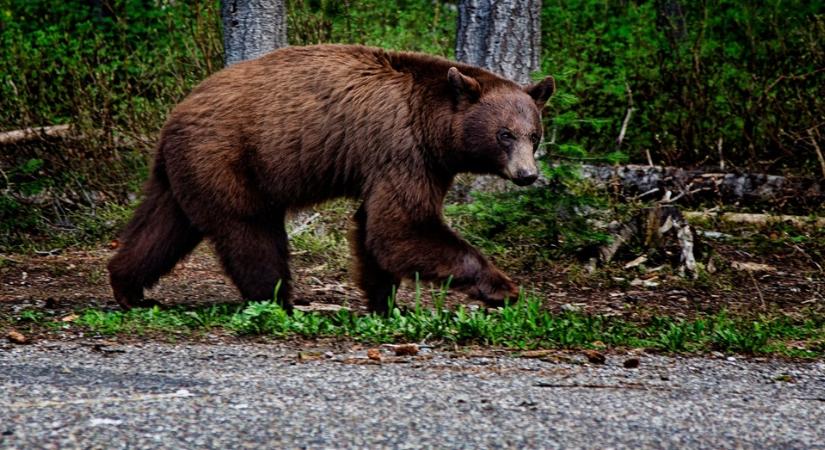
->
2, 228, 823, 322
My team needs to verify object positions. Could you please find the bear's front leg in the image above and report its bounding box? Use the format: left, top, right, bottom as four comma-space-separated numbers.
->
350, 204, 402, 314
361, 194, 519, 309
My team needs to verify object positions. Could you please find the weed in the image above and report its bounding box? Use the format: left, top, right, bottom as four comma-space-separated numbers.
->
183, 305, 239, 330
17, 309, 45, 323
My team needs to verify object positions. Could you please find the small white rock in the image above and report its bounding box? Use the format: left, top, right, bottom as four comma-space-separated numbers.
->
89, 418, 123, 426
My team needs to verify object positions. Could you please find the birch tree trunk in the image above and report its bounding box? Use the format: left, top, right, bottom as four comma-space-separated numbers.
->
455, 0, 541, 84
221, 0, 287, 66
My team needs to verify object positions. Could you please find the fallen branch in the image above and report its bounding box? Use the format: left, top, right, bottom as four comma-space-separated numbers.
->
0, 124, 152, 150
684, 211, 825, 229
0, 124, 73, 145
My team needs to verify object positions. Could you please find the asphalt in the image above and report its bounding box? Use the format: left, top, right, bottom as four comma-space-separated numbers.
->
1, 342, 823, 449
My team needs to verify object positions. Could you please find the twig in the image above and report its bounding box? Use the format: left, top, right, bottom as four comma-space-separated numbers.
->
288, 212, 321, 237
34, 248, 62, 256
617, 108, 635, 148
764, 67, 825, 94
717, 137, 725, 171
787, 243, 824, 274
634, 188, 660, 200
616, 83, 635, 149
747, 271, 765, 309
645, 149, 654, 167
659, 190, 685, 204
0, 167, 11, 194
808, 128, 825, 180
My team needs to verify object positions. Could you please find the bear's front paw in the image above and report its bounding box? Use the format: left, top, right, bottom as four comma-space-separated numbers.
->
471, 268, 520, 307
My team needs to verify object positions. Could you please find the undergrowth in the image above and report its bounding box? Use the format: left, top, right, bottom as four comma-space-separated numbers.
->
446, 161, 623, 262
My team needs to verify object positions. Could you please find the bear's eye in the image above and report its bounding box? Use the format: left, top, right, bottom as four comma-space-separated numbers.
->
530, 134, 540, 145
497, 130, 516, 144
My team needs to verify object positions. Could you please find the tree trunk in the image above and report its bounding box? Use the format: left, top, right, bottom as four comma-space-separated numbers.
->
221, 0, 287, 66
455, 0, 541, 85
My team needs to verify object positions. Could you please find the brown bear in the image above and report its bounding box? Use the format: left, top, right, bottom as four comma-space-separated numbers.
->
108, 44, 555, 313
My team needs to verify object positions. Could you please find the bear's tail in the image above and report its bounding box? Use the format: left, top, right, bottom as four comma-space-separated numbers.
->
108, 155, 203, 309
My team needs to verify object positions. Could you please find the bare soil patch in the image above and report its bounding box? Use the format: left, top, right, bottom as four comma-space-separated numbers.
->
2, 230, 822, 324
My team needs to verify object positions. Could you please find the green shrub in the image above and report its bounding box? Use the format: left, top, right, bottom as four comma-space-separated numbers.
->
542, 1, 824, 175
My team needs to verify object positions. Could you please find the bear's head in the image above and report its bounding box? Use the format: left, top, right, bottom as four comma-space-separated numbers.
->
447, 67, 555, 186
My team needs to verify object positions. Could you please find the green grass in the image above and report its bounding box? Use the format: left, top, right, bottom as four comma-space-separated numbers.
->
57, 298, 824, 358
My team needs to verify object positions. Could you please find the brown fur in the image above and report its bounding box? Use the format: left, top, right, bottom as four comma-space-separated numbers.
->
108, 44, 555, 313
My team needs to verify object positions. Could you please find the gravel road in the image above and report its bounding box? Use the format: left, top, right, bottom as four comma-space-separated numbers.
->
1, 342, 823, 449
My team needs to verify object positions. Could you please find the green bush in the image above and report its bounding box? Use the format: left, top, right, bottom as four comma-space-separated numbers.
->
446, 162, 613, 261
0, 0, 223, 248
288, 0, 455, 55
542, 1, 824, 174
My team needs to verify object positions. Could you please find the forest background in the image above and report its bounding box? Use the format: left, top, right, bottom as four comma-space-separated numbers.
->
0, 0, 823, 248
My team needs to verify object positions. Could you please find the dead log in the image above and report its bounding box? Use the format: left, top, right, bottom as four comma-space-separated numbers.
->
578, 164, 825, 212
450, 163, 824, 211
589, 204, 698, 278
0, 125, 73, 145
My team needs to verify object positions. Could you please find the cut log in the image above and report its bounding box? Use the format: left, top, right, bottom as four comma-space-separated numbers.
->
0, 125, 73, 145
578, 164, 825, 212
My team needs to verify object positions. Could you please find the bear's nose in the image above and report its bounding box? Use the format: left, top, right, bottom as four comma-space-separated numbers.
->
513, 170, 538, 186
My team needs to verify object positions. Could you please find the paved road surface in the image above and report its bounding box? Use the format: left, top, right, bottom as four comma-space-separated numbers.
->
1, 342, 823, 449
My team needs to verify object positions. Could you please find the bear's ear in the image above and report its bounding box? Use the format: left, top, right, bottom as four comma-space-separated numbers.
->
447, 67, 481, 102
525, 76, 556, 109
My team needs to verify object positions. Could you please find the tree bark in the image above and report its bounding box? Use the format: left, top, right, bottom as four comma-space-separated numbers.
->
455, 0, 541, 85
221, 0, 287, 66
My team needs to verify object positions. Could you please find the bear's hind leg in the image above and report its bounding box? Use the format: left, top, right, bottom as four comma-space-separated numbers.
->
211, 214, 293, 309
350, 205, 400, 314
108, 180, 203, 309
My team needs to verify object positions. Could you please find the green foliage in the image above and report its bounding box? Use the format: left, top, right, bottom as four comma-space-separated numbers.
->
447, 162, 612, 259
542, 0, 825, 174
67, 293, 825, 357
2, 0, 822, 251
288, 0, 456, 55
1, 0, 223, 249
0, 0, 223, 131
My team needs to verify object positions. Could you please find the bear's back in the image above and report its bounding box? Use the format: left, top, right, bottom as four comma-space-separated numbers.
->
158, 45, 518, 212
